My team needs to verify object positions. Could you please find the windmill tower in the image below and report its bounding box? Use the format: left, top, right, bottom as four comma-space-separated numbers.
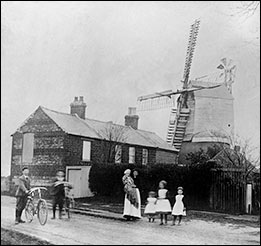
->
137, 20, 236, 164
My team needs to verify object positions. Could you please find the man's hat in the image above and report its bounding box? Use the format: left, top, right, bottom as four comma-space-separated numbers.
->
177, 186, 183, 190
22, 166, 29, 171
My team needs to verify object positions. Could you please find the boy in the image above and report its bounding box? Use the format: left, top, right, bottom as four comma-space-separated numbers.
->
15, 167, 31, 224
50, 170, 72, 219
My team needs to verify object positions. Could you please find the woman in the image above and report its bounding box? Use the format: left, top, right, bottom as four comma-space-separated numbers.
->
122, 169, 141, 221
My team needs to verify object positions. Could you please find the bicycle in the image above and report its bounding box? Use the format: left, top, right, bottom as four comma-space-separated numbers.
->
63, 192, 75, 219
24, 187, 48, 225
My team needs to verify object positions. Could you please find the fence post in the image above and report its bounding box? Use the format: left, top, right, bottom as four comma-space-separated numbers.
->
246, 183, 252, 214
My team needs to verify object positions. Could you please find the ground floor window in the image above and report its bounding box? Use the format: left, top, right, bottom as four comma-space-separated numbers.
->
115, 145, 122, 163
142, 148, 148, 165
129, 147, 135, 164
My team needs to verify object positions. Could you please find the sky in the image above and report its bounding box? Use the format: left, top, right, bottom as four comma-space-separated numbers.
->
1, 1, 260, 176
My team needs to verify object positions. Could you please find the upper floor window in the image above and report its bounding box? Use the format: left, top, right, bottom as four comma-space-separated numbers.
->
142, 148, 148, 165
129, 147, 135, 164
115, 145, 122, 163
22, 133, 34, 163
82, 141, 91, 161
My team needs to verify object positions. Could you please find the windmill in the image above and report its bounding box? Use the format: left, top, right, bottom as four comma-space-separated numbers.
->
137, 20, 236, 157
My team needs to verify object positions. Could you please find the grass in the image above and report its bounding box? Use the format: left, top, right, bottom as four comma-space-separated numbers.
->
1, 228, 51, 245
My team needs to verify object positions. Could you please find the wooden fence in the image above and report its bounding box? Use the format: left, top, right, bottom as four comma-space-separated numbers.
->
210, 168, 246, 214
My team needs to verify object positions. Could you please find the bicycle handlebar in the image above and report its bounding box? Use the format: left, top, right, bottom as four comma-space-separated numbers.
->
28, 187, 48, 194
54, 181, 73, 188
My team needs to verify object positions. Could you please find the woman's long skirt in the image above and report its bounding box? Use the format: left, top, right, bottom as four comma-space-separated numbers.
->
123, 188, 141, 219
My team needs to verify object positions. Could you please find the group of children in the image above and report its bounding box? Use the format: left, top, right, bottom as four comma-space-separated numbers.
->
144, 180, 186, 225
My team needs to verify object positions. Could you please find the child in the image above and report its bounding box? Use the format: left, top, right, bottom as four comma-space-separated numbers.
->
172, 186, 186, 226
50, 170, 72, 219
50, 171, 65, 219
155, 180, 172, 225
144, 191, 157, 222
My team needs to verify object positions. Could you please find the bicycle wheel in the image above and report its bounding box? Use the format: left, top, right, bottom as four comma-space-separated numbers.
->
64, 198, 70, 219
25, 200, 34, 223
37, 199, 48, 225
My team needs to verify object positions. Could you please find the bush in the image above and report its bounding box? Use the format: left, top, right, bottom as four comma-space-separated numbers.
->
89, 162, 215, 208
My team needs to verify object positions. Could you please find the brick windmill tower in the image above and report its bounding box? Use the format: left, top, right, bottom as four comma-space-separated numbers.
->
137, 20, 236, 164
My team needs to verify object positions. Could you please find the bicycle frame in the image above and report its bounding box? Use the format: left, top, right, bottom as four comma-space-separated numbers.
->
25, 187, 48, 225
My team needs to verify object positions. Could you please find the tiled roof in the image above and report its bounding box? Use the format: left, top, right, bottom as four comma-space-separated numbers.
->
41, 107, 100, 139
41, 106, 178, 152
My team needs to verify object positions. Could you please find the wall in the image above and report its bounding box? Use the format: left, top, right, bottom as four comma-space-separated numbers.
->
10, 107, 66, 187
63, 135, 105, 166
156, 149, 177, 164
183, 88, 234, 143
1, 177, 10, 192
193, 94, 234, 142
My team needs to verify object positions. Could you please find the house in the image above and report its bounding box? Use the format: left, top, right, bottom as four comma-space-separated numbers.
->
176, 80, 234, 164
10, 97, 178, 198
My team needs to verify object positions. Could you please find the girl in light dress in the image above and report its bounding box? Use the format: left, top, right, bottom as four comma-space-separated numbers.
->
172, 186, 186, 226
155, 180, 172, 225
144, 191, 157, 222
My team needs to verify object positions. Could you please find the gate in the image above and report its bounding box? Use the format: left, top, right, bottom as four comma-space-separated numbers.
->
210, 168, 246, 214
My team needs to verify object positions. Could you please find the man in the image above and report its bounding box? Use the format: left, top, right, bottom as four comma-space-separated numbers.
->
15, 167, 31, 224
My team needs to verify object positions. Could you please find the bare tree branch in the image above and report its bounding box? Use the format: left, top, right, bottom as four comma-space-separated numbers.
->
98, 123, 127, 163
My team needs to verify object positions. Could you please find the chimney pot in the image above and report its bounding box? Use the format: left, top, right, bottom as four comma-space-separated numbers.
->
70, 96, 86, 119
128, 107, 136, 115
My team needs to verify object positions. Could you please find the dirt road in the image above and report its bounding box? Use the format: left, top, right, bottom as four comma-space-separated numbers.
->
1, 196, 260, 245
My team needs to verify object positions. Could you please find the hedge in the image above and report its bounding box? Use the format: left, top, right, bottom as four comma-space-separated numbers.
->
89, 162, 215, 208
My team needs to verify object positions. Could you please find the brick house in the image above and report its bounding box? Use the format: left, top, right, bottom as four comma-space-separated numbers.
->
10, 97, 178, 198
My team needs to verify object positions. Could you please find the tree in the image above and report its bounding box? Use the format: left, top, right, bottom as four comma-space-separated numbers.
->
186, 145, 221, 167
232, 1, 260, 19
98, 122, 127, 163
209, 130, 260, 184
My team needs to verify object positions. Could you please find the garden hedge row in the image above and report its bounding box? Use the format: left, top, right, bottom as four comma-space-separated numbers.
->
89, 162, 215, 208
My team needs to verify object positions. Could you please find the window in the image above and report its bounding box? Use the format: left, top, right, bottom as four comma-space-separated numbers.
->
129, 147, 135, 164
115, 145, 122, 163
82, 141, 91, 161
142, 149, 148, 165
22, 133, 34, 163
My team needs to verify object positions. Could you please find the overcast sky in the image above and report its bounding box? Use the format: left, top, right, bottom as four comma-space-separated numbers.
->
1, 1, 260, 176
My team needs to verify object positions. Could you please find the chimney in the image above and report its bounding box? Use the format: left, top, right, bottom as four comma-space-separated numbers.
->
70, 96, 87, 119
125, 107, 139, 130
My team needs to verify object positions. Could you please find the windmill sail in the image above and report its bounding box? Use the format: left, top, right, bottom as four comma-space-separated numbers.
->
136, 19, 202, 150
137, 84, 220, 111
137, 94, 175, 111
137, 19, 201, 112
182, 19, 200, 88
167, 19, 200, 149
